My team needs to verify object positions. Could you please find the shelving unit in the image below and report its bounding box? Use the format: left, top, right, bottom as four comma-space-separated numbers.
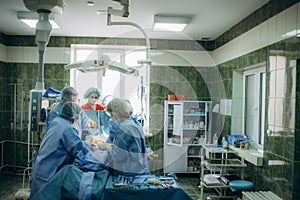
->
199, 145, 247, 199
163, 100, 211, 174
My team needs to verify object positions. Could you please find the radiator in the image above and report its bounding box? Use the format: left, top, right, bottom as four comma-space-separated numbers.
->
242, 191, 282, 200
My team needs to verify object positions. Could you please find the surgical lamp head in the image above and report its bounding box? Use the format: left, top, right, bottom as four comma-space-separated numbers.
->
64, 55, 135, 74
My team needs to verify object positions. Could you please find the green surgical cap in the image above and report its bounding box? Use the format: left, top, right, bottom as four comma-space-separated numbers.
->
84, 87, 101, 99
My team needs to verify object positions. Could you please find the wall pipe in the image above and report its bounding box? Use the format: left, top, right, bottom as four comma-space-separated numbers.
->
0, 140, 40, 171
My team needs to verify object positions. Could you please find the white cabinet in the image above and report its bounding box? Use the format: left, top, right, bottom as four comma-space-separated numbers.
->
163, 100, 211, 174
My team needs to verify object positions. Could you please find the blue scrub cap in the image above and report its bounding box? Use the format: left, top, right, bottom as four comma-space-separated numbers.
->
60, 102, 81, 119
84, 87, 101, 99
61, 87, 79, 102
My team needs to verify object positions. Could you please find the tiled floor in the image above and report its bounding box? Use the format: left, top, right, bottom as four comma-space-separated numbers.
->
176, 175, 202, 200
0, 171, 28, 200
0, 170, 214, 200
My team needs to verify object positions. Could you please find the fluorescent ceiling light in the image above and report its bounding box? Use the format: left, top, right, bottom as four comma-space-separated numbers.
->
87, 1, 94, 6
17, 11, 60, 29
153, 15, 191, 32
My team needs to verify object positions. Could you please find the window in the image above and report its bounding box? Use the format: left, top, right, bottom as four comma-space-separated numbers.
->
69, 45, 149, 133
242, 66, 266, 150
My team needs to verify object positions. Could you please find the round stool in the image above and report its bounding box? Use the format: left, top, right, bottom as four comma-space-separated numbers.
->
229, 180, 253, 192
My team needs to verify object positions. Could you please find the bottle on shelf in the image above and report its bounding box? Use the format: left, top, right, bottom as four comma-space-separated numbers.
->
213, 134, 218, 146
222, 136, 228, 148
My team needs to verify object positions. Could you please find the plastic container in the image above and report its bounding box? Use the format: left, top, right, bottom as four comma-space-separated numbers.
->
213, 134, 218, 146
222, 137, 228, 148
167, 94, 186, 101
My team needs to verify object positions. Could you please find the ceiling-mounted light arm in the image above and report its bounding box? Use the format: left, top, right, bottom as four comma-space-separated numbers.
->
23, 0, 64, 90
107, 6, 129, 18
35, 9, 52, 90
107, 12, 151, 65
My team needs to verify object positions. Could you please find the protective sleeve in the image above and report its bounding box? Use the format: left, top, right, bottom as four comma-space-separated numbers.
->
106, 120, 119, 143
45, 103, 62, 128
63, 126, 84, 159
80, 110, 92, 131
110, 132, 132, 162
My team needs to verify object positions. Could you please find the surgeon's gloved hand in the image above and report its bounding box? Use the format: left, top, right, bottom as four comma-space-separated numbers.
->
88, 121, 97, 129
98, 143, 113, 151
84, 134, 94, 144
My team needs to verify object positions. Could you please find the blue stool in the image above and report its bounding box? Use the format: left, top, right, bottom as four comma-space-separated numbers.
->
229, 180, 253, 196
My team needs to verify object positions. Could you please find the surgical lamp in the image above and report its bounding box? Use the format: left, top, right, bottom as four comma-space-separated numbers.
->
65, 0, 151, 74
64, 55, 136, 74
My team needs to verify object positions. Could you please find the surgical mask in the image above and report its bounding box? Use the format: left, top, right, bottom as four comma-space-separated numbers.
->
74, 114, 80, 122
88, 98, 98, 105
72, 115, 80, 128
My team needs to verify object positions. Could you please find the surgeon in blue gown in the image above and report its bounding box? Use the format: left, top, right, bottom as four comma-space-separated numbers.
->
107, 98, 149, 176
30, 102, 86, 199
105, 99, 141, 144
45, 86, 96, 139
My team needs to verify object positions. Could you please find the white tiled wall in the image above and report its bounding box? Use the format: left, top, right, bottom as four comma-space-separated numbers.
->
0, 43, 6, 62
211, 3, 300, 65
4, 46, 70, 64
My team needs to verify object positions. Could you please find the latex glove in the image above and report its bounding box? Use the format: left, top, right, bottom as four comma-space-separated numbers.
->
98, 143, 113, 151
91, 138, 104, 147
88, 121, 96, 129
84, 135, 94, 144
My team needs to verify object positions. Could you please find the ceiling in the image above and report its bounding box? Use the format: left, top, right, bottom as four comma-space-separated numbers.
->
0, 0, 269, 41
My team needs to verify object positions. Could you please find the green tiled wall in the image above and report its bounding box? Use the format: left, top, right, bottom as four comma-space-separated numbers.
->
0, 61, 70, 166
215, 0, 300, 48
217, 37, 300, 200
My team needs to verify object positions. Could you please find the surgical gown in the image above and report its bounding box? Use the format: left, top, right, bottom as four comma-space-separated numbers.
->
106, 116, 141, 144
46, 102, 92, 138
30, 116, 84, 198
109, 118, 149, 176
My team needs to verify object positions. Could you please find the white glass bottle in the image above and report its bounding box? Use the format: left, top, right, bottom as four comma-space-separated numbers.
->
222, 137, 228, 148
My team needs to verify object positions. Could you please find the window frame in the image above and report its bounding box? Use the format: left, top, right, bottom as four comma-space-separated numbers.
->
242, 66, 266, 150
69, 44, 150, 134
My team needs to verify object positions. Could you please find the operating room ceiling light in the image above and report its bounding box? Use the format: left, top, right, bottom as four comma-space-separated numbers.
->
17, 11, 60, 29
87, 1, 94, 6
153, 15, 191, 32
